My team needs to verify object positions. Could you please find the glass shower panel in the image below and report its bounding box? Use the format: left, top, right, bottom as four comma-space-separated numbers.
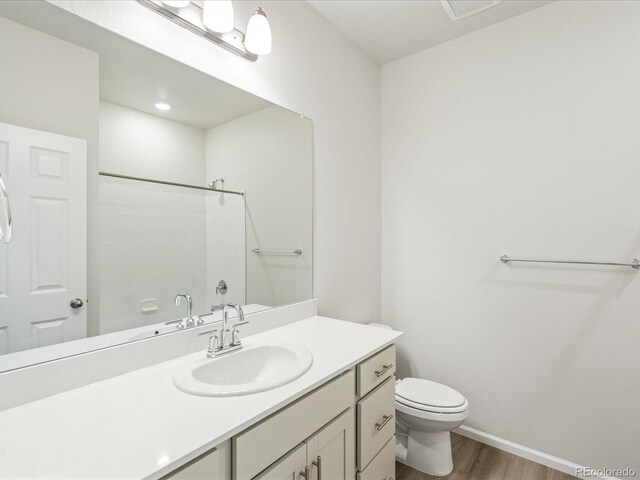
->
206, 191, 246, 309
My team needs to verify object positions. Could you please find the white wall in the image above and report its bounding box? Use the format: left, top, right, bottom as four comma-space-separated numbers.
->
99, 101, 206, 185
0, 15, 101, 336
52, 0, 382, 324
382, 0, 640, 471
206, 106, 312, 307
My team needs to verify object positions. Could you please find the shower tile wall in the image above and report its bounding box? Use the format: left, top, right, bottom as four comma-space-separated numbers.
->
99, 179, 208, 333
99, 178, 246, 334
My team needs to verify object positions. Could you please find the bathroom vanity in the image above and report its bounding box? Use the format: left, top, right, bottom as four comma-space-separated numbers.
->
0, 316, 401, 479
166, 344, 396, 480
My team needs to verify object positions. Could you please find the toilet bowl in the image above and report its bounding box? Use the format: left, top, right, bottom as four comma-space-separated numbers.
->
394, 377, 468, 476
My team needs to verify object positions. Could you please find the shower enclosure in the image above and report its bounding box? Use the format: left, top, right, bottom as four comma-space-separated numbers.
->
98, 174, 246, 335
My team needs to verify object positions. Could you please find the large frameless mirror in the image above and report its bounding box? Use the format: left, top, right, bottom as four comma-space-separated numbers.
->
0, 1, 313, 372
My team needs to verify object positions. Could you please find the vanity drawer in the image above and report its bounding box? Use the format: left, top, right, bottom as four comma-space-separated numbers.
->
357, 376, 396, 470
233, 369, 355, 480
357, 345, 395, 398
357, 438, 395, 480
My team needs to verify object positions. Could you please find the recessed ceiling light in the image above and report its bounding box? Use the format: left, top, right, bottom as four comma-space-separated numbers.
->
154, 102, 171, 111
440, 0, 502, 21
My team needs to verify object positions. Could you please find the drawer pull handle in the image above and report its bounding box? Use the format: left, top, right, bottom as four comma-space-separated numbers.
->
312, 456, 322, 480
375, 413, 394, 431
299, 465, 309, 479
375, 364, 394, 377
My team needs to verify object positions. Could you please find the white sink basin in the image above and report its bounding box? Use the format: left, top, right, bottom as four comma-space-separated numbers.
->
173, 343, 314, 397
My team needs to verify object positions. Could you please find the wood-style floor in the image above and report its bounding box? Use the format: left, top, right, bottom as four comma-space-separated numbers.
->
395, 433, 579, 480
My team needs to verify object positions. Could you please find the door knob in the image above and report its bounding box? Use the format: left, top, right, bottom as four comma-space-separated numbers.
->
70, 298, 84, 309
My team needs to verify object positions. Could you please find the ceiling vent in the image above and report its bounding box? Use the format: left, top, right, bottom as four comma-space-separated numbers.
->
440, 0, 502, 21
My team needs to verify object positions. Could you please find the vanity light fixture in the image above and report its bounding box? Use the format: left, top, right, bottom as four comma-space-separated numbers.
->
244, 7, 272, 55
136, 0, 272, 62
202, 0, 234, 34
161, 0, 190, 8
154, 102, 171, 111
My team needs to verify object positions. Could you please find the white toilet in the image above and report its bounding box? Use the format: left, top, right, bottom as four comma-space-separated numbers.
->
395, 377, 469, 476
366, 323, 468, 475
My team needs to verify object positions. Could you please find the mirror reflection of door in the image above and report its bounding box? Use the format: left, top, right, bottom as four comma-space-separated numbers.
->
0, 123, 87, 354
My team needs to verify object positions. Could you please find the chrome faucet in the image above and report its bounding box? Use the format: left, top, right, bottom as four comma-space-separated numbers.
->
174, 294, 202, 329
201, 303, 248, 357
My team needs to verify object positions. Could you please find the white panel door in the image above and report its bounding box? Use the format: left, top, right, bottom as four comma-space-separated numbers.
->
0, 123, 86, 354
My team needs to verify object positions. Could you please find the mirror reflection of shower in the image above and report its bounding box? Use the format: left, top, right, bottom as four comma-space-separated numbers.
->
209, 178, 225, 189
209, 178, 225, 205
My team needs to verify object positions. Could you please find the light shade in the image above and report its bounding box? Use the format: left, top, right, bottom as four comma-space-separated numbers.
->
162, 1, 190, 8
244, 7, 271, 55
202, 0, 235, 34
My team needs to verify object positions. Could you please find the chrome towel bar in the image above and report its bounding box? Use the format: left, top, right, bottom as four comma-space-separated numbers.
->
252, 248, 302, 255
500, 255, 640, 269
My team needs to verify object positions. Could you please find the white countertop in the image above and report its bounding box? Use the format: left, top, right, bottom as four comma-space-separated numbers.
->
0, 316, 401, 479
0, 304, 271, 372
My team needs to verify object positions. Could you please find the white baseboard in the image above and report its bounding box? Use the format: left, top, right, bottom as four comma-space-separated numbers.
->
454, 426, 620, 480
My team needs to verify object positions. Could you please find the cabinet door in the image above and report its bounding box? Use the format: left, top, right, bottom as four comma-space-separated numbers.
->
253, 444, 307, 480
305, 409, 355, 480
234, 370, 355, 479
163, 440, 231, 479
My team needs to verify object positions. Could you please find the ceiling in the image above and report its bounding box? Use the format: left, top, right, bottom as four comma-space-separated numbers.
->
97, 38, 272, 130
0, 1, 271, 130
308, 0, 554, 65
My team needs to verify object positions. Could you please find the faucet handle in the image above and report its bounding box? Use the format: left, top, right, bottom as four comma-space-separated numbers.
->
231, 328, 241, 347
198, 328, 218, 338
166, 318, 186, 329
198, 329, 220, 358
230, 319, 249, 346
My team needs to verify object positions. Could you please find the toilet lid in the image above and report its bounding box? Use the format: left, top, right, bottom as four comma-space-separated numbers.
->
396, 378, 466, 410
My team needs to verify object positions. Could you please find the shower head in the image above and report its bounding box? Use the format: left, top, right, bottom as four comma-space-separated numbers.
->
209, 178, 225, 189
